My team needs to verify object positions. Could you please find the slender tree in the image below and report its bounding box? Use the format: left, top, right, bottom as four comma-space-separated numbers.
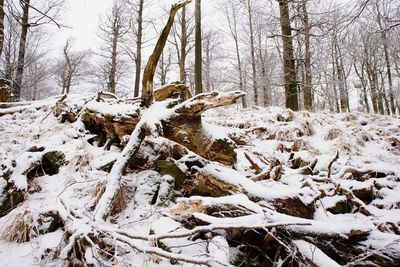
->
133, 0, 144, 97
0, 0, 4, 58
194, 0, 202, 94
278, 0, 299, 110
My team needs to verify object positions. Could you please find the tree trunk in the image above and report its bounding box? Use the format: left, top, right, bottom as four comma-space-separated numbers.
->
14, 0, 31, 101
134, 0, 144, 97
246, 0, 258, 106
108, 18, 119, 94
0, 0, 4, 58
278, 0, 298, 111
302, 0, 313, 111
141, 0, 191, 107
194, 0, 203, 95
179, 6, 187, 82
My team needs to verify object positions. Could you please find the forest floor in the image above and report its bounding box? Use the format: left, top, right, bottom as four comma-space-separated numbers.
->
0, 93, 399, 266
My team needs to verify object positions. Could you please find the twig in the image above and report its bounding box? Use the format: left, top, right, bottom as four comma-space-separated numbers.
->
327, 151, 339, 178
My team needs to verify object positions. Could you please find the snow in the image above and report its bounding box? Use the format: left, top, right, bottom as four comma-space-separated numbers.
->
1, 95, 400, 266
294, 240, 341, 267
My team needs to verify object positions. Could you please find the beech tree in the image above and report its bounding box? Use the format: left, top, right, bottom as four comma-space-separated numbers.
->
278, 0, 298, 111
194, 0, 202, 94
55, 38, 90, 95
97, 0, 130, 94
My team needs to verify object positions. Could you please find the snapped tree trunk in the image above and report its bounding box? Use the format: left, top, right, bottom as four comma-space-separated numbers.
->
278, 0, 299, 111
141, 0, 192, 107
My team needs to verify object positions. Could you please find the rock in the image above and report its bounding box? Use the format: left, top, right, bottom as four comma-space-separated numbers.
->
155, 160, 187, 189
0, 184, 25, 217
327, 200, 353, 214
41, 151, 66, 175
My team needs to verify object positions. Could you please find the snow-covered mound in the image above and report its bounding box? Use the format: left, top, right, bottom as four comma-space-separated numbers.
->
0, 96, 399, 266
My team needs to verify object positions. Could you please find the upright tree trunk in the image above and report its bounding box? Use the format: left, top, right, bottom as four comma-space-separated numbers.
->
194, 0, 203, 95
0, 0, 4, 58
108, 27, 118, 94
257, 34, 269, 107
381, 34, 395, 115
179, 6, 187, 82
134, 0, 144, 97
278, 0, 298, 111
302, 0, 313, 111
334, 41, 348, 112
246, 0, 258, 106
14, 0, 31, 101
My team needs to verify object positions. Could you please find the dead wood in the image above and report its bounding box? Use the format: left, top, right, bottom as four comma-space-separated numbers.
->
141, 0, 192, 107
154, 82, 192, 101
175, 91, 245, 119
244, 152, 262, 174
328, 151, 339, 178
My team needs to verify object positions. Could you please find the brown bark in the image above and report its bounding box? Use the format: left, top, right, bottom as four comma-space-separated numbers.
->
278, 0, 299, 111
14, 0, 31, 101
246, 0, 258, 106
302, 0, 313, 111
133, 0, 144, 97
179, 6, 187, 82
141, 0, 191, 107
0, 0, 4, 58
194, 0, 202, 95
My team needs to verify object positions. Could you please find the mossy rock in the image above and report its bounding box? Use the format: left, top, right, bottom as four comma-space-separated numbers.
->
41, 151, 66, 175
0, 186, 25, 217
155, 160, 187, 189
156, 175, 176, 207
37, 211, 63, 235
291, 157, 310, 169
327, 200, 353, 214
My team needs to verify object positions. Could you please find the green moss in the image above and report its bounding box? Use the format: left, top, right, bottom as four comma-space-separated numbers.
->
103, 113, 116, 120
41, 151, 65, 175
232, 254, 251, 267
328, 200, 353, 214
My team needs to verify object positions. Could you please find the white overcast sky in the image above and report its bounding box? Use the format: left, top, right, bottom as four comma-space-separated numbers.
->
52, 0, 217, 51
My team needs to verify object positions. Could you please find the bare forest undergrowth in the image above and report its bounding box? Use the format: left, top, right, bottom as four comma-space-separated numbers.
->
0, 90, 399, 266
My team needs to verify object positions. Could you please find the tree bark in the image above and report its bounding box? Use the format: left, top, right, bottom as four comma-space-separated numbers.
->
278, 0, 299, 111
107, 20, 118, 94
194, 0, 203, 95
302, 0, 313, 111
134, 0, 144, 97
14, 0, 31, 101
246, 0, 258, 106
141, 0, 191, 107
179, 6, 187, 82
0, 0, 4, 58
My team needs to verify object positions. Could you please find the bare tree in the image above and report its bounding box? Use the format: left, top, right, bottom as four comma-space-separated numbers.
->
223, 0, 246, 107
11, 0, 64, 100
194, 0, 202, 94
56, 38, 90, 95
0, 0, 4, 58
98, 0, 130, 94
278, 0, 298, 110
132, 0, 144, 97
244, 0, 258, 106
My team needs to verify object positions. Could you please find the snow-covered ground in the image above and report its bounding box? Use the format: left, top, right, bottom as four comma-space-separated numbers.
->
0, 96, 399, 266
